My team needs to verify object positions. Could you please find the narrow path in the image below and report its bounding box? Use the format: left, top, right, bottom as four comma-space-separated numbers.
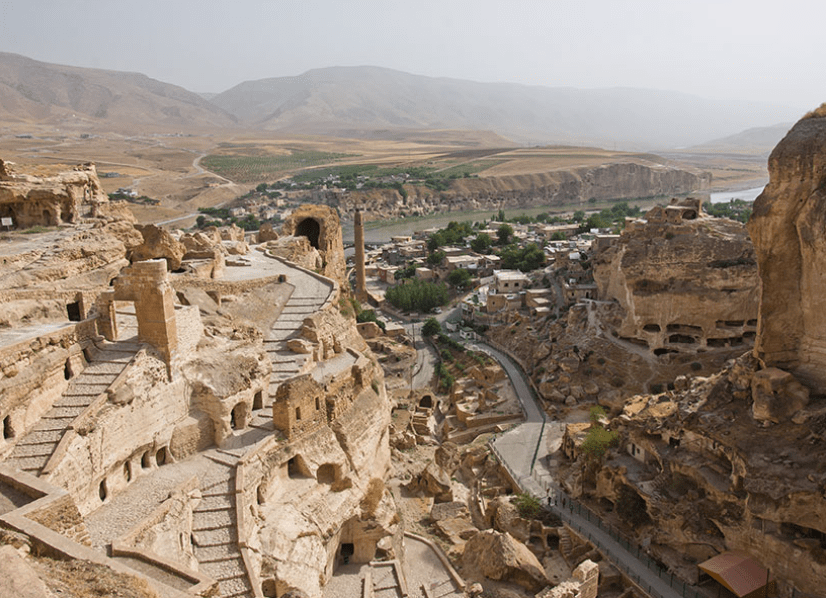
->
475, 338, 695, 598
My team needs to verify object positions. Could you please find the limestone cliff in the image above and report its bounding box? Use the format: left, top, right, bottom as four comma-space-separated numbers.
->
593, 204, 759, 355
0, 160, 110, 228
323, 162, 710, 220
748, 105, 826, 391
563, 107, 826, 597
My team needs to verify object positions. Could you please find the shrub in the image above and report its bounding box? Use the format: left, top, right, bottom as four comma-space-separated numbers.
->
582, 424, 618, 461
513, 492, 541, 519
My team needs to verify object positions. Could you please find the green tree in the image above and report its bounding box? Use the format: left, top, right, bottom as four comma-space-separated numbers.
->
585, 213, 609, 230
356, 308, 384, 329
497, 223, 514, 245
572, 210, 585, 222
385, 279, 449, 312
470, 232, 493, 254
500, 243, 545, 272
427, 250, 446, 266
581, 424, 618, 462
497, 208, 506, 222
448, 268, 472, 289
514, 493, 541, 518
422, 317, 441, 336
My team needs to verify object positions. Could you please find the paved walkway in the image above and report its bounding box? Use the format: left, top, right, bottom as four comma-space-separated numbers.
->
470, 340, 693, 598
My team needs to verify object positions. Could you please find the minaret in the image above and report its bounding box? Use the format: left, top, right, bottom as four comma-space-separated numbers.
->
354, 209, 367, 301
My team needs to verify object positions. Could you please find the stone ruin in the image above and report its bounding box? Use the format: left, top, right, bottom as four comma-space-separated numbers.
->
0, 159, 111, 228
0, 201, 402, 598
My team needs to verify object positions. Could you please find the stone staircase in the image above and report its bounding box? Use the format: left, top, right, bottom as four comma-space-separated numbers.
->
265, 291, 326, 398
7, 338, 140, 476
558, 526, 573, 561
192, 450, 253, 598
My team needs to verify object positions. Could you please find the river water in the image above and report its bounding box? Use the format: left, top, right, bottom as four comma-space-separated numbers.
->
342, 185, 768, 243
709, 185, 765, 204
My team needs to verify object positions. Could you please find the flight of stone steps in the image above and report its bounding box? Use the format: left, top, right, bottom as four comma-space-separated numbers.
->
370, 561, 405, 598
7, 339, 140, 476
265, 290, 327, 398
192, 450, 253, 598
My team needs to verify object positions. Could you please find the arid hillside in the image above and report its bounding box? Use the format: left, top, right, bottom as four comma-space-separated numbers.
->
0, 52, 237, 132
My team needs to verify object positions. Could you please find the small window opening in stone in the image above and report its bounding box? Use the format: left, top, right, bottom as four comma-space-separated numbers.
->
64, 358, 73, 380
156, 447, 168, 465
141, 450, 152, 468
124, 461, 132, 482
3, 415, 13, 440
253, 391, 263, 410
99, 479, 108, 501
315, 397, 320, 411
257, 485, 266, 505
66, 301, 82, 322
295, 407, 301, 421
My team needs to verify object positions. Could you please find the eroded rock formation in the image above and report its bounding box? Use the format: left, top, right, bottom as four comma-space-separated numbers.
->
594, 198, 759, 355
560, 107, 826, 597
749, 105, 826, 391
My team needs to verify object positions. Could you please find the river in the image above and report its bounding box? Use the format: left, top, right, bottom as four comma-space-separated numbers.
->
341, 186, 767, 244
709, 185, 765, 204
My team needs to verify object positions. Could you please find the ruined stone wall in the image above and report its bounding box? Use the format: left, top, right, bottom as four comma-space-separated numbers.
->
272, 375, 328, 440
749, 108, 826, 390
45, 351, 191, 515
280, 205, 346, 283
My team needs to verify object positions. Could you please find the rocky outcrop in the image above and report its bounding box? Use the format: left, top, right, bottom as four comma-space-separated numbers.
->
594, 201, 759, 355
748, 105, 826, 391
324, 162, 710, 221
130, 224, 187, 271
461, 530, 550, 592
0, 160, 109, 228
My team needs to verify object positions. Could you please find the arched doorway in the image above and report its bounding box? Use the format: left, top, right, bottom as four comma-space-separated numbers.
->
295, 218, 321, 249
231, 402, 248, 430
419, 395, 433, 408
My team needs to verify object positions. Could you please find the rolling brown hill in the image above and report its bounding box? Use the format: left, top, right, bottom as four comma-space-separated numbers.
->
0, 52, 237, 132
210, 65, 801, 150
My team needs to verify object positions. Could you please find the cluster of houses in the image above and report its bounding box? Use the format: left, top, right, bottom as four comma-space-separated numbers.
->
351, 218, 621, 324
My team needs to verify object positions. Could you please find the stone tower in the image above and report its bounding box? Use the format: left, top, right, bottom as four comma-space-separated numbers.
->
354, 209, 368, 301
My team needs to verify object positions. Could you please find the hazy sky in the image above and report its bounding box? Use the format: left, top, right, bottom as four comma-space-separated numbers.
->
1, 0, 823, 111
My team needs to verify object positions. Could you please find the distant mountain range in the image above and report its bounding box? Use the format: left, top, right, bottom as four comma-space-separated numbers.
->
0, 52, 804, 150
0, 52, 236, 130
